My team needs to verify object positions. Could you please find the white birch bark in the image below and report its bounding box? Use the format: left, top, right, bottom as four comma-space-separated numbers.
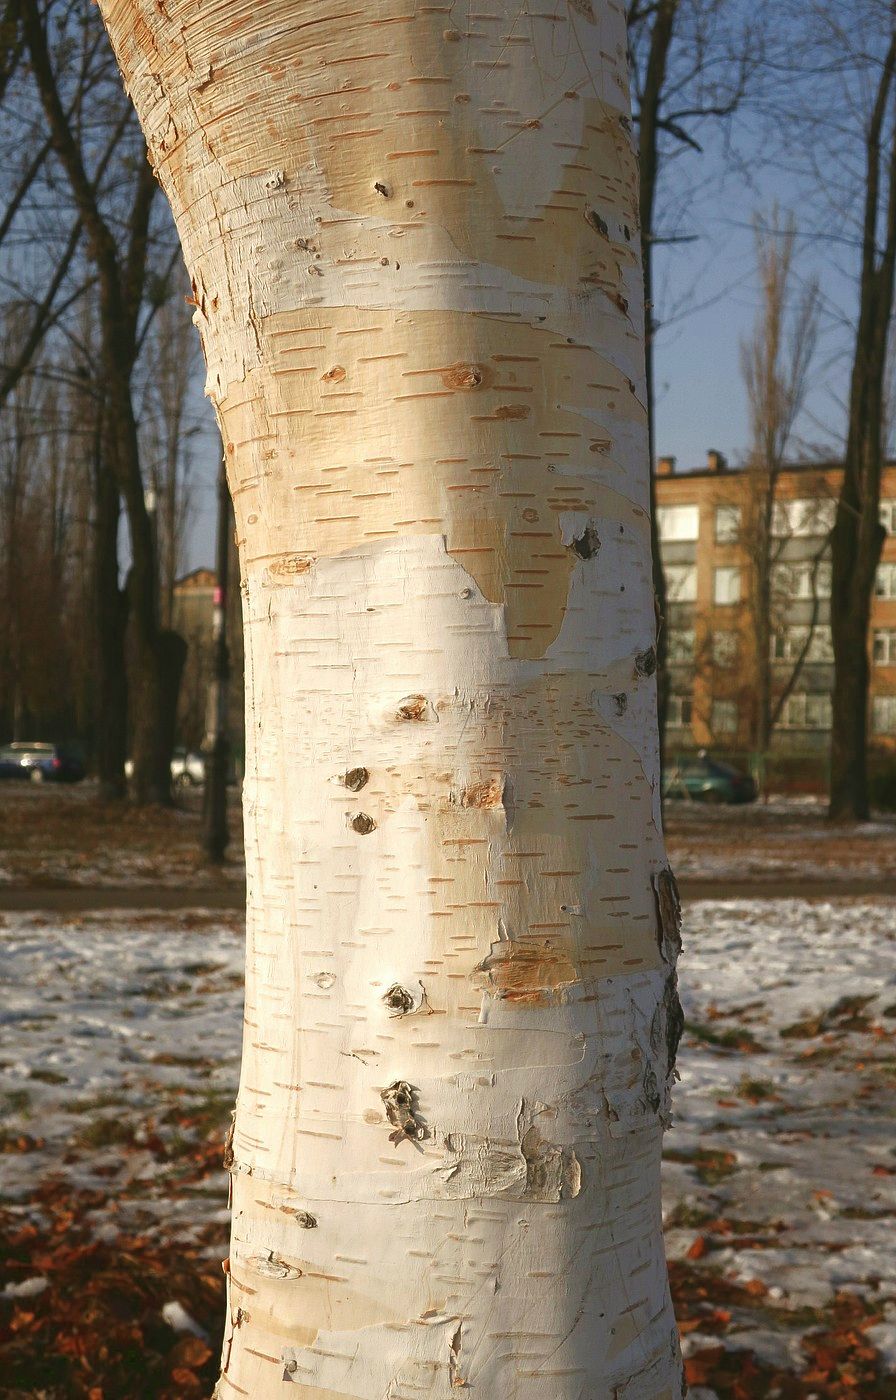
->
96, 2, 684, 1395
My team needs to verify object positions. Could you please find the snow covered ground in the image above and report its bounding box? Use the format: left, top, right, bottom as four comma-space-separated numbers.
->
0, 910, 244, 1241
666, 900, 896, 1390
1, 898, 895, 1394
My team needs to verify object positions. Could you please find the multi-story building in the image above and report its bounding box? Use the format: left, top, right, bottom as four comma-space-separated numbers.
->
172, 567, 244, 753
656, 450, 896, 757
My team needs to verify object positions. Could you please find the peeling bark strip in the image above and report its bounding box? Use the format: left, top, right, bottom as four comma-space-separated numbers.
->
95, 0, 681, 1395
635, 645, 658, 678
222, 1106, 236, 1172
653, 866, 683, 964
651, 868, 684, 1091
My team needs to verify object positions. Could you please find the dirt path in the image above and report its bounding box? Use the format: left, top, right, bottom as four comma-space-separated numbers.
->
3, 877, 896, 911
0, 883, 245, 911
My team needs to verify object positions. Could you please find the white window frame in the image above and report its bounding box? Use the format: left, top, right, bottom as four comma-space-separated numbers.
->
656, 504, 700, 543
667, 695, 693, 728
772, 497, 836, 538
872, 695, 896, 734
880, 500, 896, 535
773, 559, 832, 602
780, 692, 833, 730
667, 628, 695, 665
666, 564, 697, 603
876, 562, 896, 600
874, 630, 896, 665
713, 630, 738, 665
714, 566, 741, 606
714, 504, 741, 544
771, 627, 834, 664
711, 699, 738, 734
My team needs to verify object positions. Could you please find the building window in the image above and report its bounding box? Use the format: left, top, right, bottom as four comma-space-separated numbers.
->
656, 504, 700, 542
666, 564, 697, 603
872, 696, 896, 734
713, 630, 738, 665
711, 699, 738, 734
874, 630, 896, 665
667, 629, 695, 664
773, 559, 832, 601
715, 504, 741, 544
772, 497, 836, 538
771, 627, 834, 663
714, 566, 741, 606
880, 500, 896, 535
876, 562, 896, 600
780, 693, 833, 730
667, 695, 693, 728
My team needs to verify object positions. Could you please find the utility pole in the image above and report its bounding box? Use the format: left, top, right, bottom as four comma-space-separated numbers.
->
202, 462, 230, 862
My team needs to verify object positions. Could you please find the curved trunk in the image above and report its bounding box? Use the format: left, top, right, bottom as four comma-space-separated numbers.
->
98, 2, 682, 1395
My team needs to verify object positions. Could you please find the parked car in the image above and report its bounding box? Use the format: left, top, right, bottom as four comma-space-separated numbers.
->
0, 741, 85, 783
663, 752, 757, 804
171, 748, 206, 789
124, 748, 207, 788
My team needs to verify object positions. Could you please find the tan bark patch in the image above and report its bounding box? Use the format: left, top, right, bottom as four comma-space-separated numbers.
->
440, 362, 487, 391
475, 938, 579, 1005
219, 308, 645, 659
458, 776, 504, 809
267, 555, 313, 577
395, 694, 431, 722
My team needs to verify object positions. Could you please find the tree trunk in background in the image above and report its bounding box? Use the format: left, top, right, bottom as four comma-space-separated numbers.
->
93, 436, 128, 801
98, 2, 683, 1395
637, 0, 678, 768
830, 32, 896, 822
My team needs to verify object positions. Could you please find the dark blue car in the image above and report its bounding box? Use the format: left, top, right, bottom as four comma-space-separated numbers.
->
0, 742, 85, 783
663, 752, 757, 804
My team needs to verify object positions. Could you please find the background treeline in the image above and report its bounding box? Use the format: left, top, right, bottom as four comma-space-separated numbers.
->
1, 0, 215, 802
2, 0, 895, 820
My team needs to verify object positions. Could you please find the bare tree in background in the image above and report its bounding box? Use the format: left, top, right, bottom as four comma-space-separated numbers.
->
628, 0, 758, 755
827, 8, 896, 821
740, 207, 821, 784
1, 5, 126, 788
138, 285, 201, 630
21, 0, 186, 803
0, 326, 90, 742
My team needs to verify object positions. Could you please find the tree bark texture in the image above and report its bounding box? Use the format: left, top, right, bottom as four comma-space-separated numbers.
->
98, 2, 682, 1395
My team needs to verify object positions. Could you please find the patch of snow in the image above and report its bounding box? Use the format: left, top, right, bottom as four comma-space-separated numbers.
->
1, 1276, 49, 1299
665, 899, 896, 1319
162, 1299, 210, 1339
1, 898, 895, 1379
725, 1328, 804, 1372
0, 909, 244, 1223
868, 1312, 896, 1370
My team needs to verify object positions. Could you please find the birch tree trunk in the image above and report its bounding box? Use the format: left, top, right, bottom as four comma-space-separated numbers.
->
97, 2, 683, 1394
